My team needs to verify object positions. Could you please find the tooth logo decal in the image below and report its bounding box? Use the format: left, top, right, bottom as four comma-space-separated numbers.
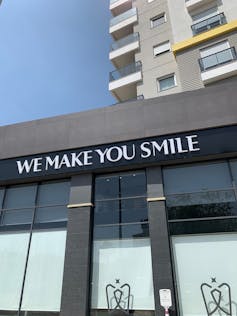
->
106, 280, 131, 313
201, 278, 232, 316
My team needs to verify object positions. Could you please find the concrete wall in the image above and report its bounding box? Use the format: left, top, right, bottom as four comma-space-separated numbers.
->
0, 80, 237, 160
134, 0, 181, 98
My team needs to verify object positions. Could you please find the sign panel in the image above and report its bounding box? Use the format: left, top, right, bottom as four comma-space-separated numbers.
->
159, 289, 172, 309
0, 125, 237, 181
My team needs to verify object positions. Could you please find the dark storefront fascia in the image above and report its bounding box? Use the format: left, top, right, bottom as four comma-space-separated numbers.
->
0, 80, 237, 316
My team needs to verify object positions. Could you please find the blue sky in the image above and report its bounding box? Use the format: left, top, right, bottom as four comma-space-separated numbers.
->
0, 0, 115, 125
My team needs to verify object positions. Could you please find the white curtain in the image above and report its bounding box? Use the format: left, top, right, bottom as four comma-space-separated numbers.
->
0, 232, 29, 311
172, 233, 237, 316
91, 238, 155, 310
21, 230, 66, 312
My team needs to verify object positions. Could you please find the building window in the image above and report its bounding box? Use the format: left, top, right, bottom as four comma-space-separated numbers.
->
199, 41, 237, 71
158, 74, 176, 91
148, 0, 155, 2
90, 171, 155, 316
153, 41, 171, 56
0, 180, 70, 316
150, 13, 166, 28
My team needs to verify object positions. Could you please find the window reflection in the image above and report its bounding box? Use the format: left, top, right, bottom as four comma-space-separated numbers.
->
0, 180, 70, 315
91, 171, 155, 315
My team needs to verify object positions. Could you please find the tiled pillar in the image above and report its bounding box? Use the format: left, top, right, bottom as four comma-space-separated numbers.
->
60, 174, 93, 316
146, 167, 177, 316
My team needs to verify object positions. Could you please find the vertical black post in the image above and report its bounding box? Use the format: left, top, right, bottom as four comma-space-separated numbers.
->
60, 173, 93, 316
146, 167, 177, 316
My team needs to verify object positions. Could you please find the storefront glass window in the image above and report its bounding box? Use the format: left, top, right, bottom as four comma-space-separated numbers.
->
163, 161, 237, 227
0, 232, 29, 313
21, 230, 67, 312
0, 180, 70, 316
2, 184, 37, 226
172, 233, 237, 316
163, 160, 237, 316
91, 171, 155, 316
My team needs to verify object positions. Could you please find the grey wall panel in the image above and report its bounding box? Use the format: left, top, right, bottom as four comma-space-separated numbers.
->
69, 174, 93, 206
147, 167, 176, 316
60, 174, 93, 316
60, 207, 92, 316
0, 80, 237, 160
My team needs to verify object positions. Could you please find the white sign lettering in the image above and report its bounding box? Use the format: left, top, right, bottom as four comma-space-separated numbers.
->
16, 134, 200, 175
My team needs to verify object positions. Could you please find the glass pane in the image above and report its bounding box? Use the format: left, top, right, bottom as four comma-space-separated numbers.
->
0, 232, 30, 311
163, 162, 232, 194
94, 223, 149, 240
0, 188, 5, 209
121, 198, 148, 223
202, 54, 218, 69
120, 172, 146, 198
159, 76, 175, 91
91, 239, 155, 311
21, 230, 67, 312
93, 225, 120, 240
152, 15, 165, 27
166, 189, 236, 207
90, 311, 154, 316
4, 184, 37, 209
122, 223, 149, 238
2, 209, 34, 225
168, 202, 237, 220
229, 159, 237, 183
169, 218, 237, 235
208, 14, 221, 27
34, 206, 68, 223
216, 49, 233, 64
94, 201, 120, 225
172, 234, 237, 316
20, 312, 59, 316
37, 181, 70, 206
95, 176, 119, 200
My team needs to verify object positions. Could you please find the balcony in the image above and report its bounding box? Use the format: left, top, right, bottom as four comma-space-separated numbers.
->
110, 0, 133, 16
191, 13, 226, 35
199, 47, 237, 83
185, 0, 216, 12
109, 33, 140, 68
109, 61, 142, 101
110, 8, 138, 40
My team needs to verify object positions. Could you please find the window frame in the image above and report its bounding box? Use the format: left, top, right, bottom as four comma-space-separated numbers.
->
157, 73, 177, 92
150, 13, 166, 28
153, 40, 171, 57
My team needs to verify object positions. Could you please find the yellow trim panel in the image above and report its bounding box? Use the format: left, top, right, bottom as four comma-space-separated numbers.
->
172, 20, 237, 54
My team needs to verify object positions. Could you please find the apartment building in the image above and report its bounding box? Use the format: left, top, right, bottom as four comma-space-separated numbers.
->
109, 0, 237, 101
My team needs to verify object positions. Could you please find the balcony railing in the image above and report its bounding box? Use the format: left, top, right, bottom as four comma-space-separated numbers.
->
110, 7, 137, 27
110, 0, 132, 5
109, 61, 142, 82
199, 47, 237, 72
191, 13, 226, 35
111, 32, 139, 51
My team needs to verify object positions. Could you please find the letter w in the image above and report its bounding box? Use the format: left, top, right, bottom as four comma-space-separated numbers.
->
16, 160, 34, 174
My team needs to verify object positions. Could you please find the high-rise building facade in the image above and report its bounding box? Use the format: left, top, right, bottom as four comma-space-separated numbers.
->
109, 0, 237, 101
